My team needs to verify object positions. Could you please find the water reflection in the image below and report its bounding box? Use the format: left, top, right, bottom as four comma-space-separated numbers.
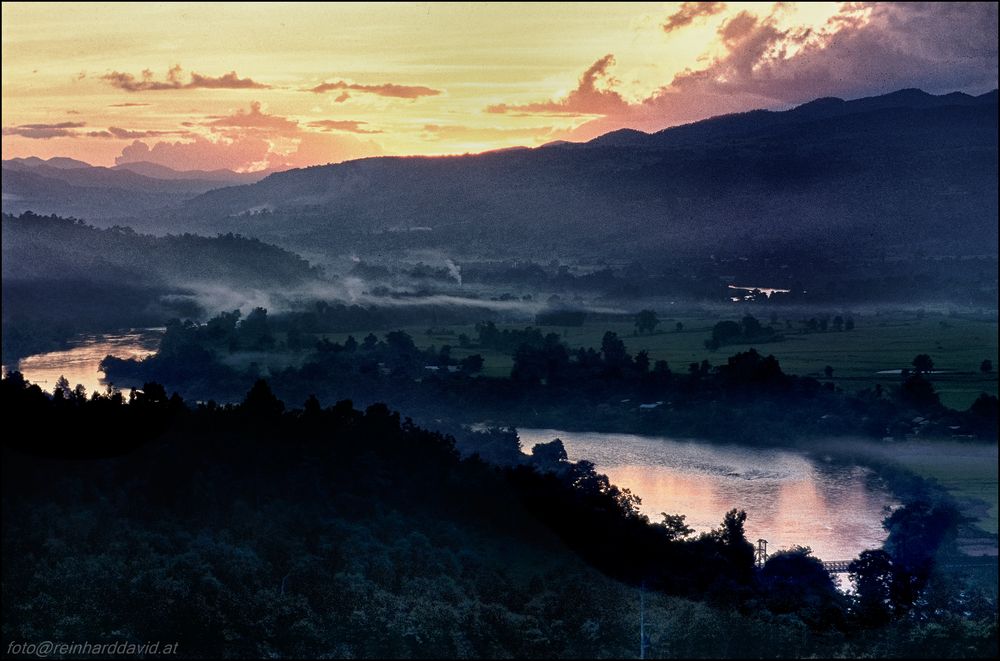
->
5, 330, 162, 396
519, 428, 897, 562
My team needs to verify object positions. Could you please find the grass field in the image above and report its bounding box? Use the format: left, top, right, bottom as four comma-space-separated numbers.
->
850, 439, 1000, 535
314, 310, 998, 410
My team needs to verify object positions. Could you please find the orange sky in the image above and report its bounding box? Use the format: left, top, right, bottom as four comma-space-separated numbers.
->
2, 2, 996, 171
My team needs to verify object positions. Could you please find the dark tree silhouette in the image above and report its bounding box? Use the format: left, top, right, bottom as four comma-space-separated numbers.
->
634, 309, 660, 335
912, 354, 934, 374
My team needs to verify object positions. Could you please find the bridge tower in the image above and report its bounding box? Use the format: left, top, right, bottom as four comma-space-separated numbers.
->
755, 539, 768, 568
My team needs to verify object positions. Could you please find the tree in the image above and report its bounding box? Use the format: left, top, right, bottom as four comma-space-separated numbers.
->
899, 373, 939, 409
674, 321, 684, 332
832, 315, 844, 331
343, 335, 358, 352
848, 549, 895, 625
242, 379, 284, 417
53, 375, 70, 397
600, 331, 629, 369
845, 317, 855, 330
824, 365, 834, 379
912, 354, 934, 373
980, 359, 993, 374
459, 354, 484, 375
635, 309, 660, 335
530, 438, 567, 467
710, 320, 742, 347
659, 513, 693, 541
634, 350, 650, 374
741, 315, 763, 338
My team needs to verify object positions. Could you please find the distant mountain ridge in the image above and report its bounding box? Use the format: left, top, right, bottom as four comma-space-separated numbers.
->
583, 88, 999, 148
3, 156, 269, 184
4, 88, 997, 263
1, 158, 271, 219
166, 88, 997, 261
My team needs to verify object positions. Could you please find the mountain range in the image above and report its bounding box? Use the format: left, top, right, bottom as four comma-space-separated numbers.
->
4, 88, 997, 263
1, 158, 270, 219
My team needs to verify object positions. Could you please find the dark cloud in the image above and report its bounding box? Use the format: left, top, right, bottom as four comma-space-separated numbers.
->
102, 65, 269, 92
19, 122, 87, 130
4, 120, 184, 141
187, 71, 271, 90
109, 102, 152, 107
503, 3, 998, 141
86, 127, 179, 139
307, 119, 383, 134
2, 122, 86, 139
486, 54, 629, 116
308, 80, 441, 99
662, 2, 727, 33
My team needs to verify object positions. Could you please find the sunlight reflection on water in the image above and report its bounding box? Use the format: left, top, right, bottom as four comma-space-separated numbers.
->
519, 428, 897, 563
6, 330, 163, 396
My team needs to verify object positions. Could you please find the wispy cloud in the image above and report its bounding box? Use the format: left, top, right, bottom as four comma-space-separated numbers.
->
486, 54, 628, 116
2, 122, 86, 139
205, 101, 298, 133
307, 119, 383, 134
309, 80, 441, 99
662, 2, 727, 33
493, 3, 998, 141
86, 127, 179, 139
102, 65, 269, 92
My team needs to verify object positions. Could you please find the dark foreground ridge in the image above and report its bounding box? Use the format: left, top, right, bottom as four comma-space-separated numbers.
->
2, 373, 996, 658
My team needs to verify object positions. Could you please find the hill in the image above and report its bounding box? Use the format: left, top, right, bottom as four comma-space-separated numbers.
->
165, 89, 997, 263
1, 158, 268, 219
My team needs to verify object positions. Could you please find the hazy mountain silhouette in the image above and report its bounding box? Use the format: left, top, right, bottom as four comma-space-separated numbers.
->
2, 159, 270, 219
168, 89, 996, 260
4, 89, 996, 262
111, 160, 271, 184
4, 156, 93, 169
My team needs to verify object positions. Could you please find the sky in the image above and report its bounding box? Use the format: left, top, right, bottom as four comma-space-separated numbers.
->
2, 2, 997, 172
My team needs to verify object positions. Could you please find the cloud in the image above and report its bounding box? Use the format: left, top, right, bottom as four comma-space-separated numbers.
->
486, 54, 629, 116
86, 127, 180, 139
115, 135, 274, 171
277, 131, 384, 168
3, 120, 188, 141
334, 91, 351, 103
113, 109, 384, 172
2, 122, 86, 139
205, 101, 298, 133
307, 119, 382, 134
507, 2, 998, 141
662, 1, 727, 33
19, 122, 87, 130
109, 102, 151, 107
102, 65, 269, 92
308, 80, 441, 99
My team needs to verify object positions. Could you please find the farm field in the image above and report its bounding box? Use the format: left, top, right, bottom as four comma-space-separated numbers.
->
313, 310, 998, 410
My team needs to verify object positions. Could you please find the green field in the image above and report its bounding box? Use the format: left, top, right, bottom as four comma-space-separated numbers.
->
314, 310, 998, 410
850, 439, 1000, 535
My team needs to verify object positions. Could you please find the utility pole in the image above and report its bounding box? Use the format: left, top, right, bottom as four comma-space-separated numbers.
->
639, 580, 645, 660
755, 539, 768, 569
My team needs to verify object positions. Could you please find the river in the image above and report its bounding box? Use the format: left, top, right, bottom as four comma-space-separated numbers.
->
7, 332, 899, 566
4, 329, 163, 396
519, 428, 897, 564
